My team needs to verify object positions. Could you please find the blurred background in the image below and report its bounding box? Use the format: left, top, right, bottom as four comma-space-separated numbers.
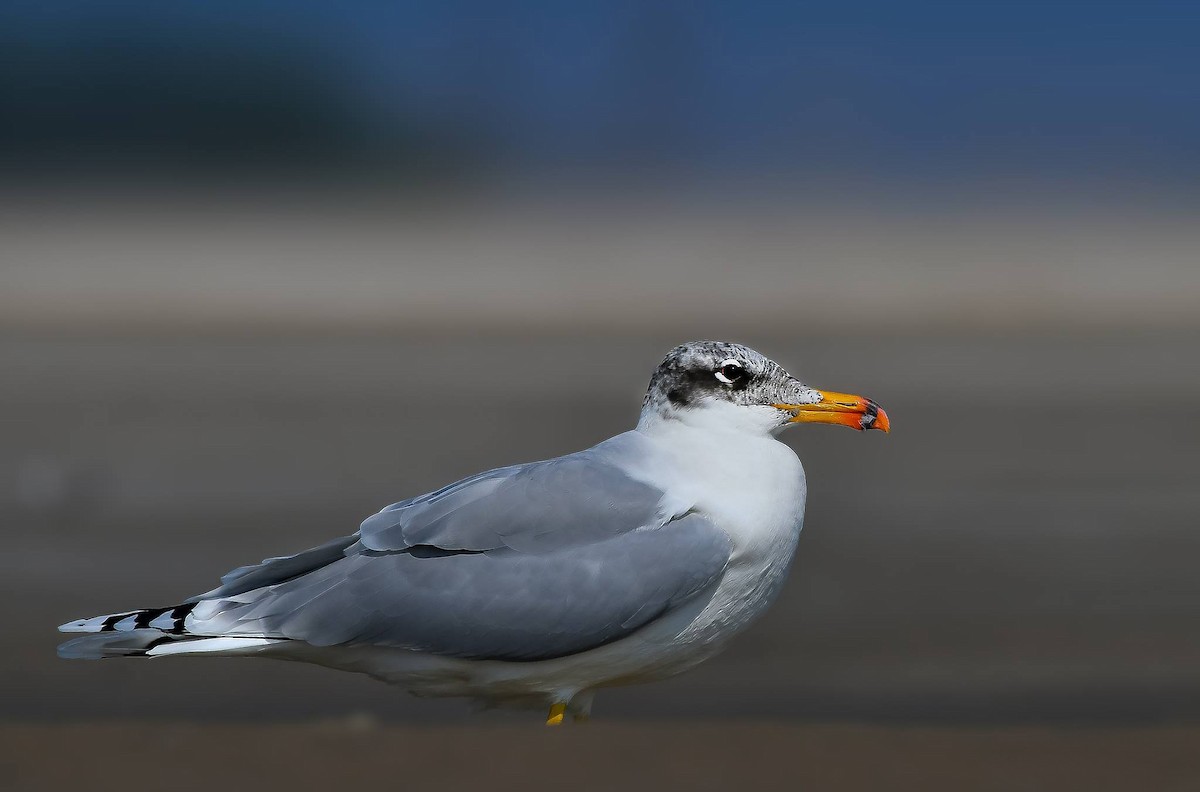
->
3, 1, 1200, 789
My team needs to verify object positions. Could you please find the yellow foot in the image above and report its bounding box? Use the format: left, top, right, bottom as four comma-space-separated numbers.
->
572, 711, 590, 724
545, 702, 567, 726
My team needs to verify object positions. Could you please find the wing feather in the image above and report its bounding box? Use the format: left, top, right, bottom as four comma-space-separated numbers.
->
188, 514, 729, 660
183, 434, 730, 661
358, 445, 672, 554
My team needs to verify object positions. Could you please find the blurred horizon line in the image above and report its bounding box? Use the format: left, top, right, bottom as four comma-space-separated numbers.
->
5, 187, 1199, 335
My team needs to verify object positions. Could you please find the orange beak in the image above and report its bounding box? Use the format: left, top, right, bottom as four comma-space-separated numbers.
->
773, 391, 890, 433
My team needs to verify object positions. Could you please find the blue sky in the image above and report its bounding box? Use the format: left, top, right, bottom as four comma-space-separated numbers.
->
3, 1, 1198, 183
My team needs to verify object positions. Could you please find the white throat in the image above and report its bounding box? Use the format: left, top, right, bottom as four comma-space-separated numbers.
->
636, 397, 786, 438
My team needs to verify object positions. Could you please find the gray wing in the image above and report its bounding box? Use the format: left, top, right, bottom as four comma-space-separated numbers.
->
190, 514, 729, 661
355, 446, 676, 554
187, 445, 732, 661
193, 534, 359, 602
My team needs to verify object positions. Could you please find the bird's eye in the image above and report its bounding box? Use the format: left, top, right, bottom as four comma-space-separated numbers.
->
714, 360, 747, 385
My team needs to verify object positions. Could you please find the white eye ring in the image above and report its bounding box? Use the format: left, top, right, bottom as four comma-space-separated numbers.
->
714, 358, 743, 384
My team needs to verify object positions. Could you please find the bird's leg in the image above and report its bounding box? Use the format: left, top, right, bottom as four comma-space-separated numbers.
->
545, 702, 567, 726
569, 690, 595, 723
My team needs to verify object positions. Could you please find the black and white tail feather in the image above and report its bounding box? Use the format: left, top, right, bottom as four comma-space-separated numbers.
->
55, 603, 284, 659
56, 534, 356, 659
57, 603, 196, 658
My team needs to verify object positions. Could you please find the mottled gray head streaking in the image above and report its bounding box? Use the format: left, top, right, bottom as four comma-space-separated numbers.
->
641, 341, 822, 428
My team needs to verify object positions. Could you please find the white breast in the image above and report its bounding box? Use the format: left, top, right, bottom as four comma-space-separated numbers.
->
627, 413, 808, 658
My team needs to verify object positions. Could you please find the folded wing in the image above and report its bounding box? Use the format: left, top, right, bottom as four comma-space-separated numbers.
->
184, 444, 730, 661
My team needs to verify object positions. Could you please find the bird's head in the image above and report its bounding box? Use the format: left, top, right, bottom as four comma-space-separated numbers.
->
640, 340, 889, 437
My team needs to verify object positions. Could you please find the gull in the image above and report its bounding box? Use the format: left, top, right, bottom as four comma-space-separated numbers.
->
58, 341, 888, 725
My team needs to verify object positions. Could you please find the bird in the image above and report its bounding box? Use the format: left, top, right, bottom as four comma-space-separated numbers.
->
58, 340, 888, 725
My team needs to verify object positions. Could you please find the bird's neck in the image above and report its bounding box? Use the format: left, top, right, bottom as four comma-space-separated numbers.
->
633, 403, 808, 558
634, 404, 799, 486
636, 400, 784, 438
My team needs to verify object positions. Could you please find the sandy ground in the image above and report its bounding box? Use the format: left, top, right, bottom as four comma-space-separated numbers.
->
4, 329, 1200, 791
3, 721, 1199, 792
4, 193, 1200, 331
